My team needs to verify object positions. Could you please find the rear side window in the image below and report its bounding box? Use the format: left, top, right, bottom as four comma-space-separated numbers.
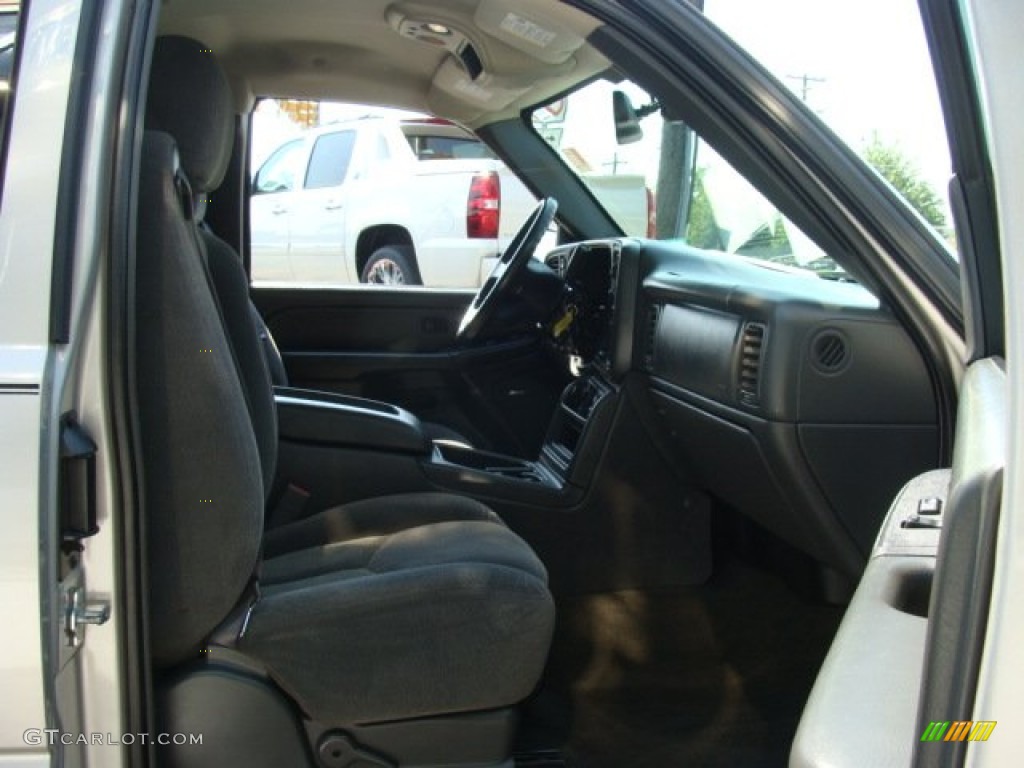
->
304, 130, 356, 189
405, 134, 495, 160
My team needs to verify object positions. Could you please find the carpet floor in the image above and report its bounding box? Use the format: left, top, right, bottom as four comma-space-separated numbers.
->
518, 538, 845, 767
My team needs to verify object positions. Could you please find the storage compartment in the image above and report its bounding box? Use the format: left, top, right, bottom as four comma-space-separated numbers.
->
275, 386, 429, 455
433, 442, 554, 485
885, 567, 932, 619
542, 375, 610, 474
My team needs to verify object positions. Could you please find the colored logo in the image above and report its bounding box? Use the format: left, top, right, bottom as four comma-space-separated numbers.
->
920, 721, 997, 742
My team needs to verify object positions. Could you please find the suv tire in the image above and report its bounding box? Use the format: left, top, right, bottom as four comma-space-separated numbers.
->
361, 245, 421, 285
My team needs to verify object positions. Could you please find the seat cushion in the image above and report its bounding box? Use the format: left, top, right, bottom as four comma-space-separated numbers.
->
242, 518, 554, 724
263, 491, 503, 558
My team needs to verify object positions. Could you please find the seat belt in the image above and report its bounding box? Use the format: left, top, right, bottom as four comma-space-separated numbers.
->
206, 559, 262, 648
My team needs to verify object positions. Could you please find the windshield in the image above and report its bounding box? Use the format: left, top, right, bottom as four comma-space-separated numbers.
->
530, 0, 955, 280
533, 79, 837, 277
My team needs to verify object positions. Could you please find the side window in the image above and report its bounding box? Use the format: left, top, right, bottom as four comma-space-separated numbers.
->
703, 0, 954, 251
304, 130, 356, 190
253, 139, 303, 194
249, 99, 539, 289
405, 133, 495, 160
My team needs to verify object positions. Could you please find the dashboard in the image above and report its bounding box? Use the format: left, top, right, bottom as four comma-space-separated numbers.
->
545, 238, 940, 576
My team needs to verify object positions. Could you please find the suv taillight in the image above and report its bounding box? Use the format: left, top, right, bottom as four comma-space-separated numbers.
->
646, 186, 657, 238
467, 171, 500, 239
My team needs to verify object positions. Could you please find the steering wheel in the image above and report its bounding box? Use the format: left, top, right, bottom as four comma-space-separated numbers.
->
457, 197, 558, 341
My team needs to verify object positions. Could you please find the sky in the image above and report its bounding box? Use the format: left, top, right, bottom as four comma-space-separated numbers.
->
703, 0, 951, 204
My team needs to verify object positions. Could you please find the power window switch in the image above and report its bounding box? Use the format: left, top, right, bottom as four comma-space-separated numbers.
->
918, 497, 943, 515
901, 514, 942, 530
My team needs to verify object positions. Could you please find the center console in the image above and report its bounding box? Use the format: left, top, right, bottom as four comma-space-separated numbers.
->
422, 369, 615, 506
275, 386, 430, 455
423, 241, 630, 505
540, 374, 612, 481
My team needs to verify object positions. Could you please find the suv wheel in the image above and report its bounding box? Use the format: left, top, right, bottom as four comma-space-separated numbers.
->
361, 246, 421, 285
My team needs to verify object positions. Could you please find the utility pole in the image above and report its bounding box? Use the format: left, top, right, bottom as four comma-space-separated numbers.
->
602, 153, 625, 174
786, 73, 826, 103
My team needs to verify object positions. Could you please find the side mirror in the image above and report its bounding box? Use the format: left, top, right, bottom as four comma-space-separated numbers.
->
253, 176, 289, 195
613, 90, 643, 145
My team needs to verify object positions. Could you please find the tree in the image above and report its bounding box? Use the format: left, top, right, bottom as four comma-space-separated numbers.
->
863, 136, 947, 229
684, 167, 723, 250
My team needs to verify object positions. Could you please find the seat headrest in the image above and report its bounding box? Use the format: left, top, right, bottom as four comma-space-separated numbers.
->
145, 36, 234, 193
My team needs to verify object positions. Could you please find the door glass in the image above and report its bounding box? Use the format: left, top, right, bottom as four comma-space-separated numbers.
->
249, 99, 538, 289
704, 0, 955, 252
304, 130, 356, 189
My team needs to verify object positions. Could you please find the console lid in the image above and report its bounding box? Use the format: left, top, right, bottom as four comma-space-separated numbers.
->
274, 386, 430, 455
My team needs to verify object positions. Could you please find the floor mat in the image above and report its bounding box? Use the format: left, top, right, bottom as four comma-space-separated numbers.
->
519, 552, 844, 767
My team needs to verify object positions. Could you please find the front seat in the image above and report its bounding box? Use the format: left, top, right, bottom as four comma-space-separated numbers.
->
144, 36, 483, 552
135, 36, 554, 768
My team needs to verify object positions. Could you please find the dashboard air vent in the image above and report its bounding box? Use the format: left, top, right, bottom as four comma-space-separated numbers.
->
545, 249, 569, 277
811, 330, 849, 373
738, 322, 766, 406
643, 306, 661, 372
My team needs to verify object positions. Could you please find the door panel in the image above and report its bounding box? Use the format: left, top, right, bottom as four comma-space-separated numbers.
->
251, 137, 304, 281
250, 189, 293, 280
252, 287, 568, 456
255, 287, 470, 354
288, 129, 357, 283
791, 358, 1006, 768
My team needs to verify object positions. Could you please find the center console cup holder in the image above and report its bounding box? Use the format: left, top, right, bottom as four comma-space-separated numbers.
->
433, 442, 554, 485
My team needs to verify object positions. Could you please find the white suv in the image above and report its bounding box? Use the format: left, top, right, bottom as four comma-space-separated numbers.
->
250, 115, 537, 287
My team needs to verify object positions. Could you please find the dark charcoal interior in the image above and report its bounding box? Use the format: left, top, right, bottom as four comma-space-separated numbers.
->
122, 3, 956, 766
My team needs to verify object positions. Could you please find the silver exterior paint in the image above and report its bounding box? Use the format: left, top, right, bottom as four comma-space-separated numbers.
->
0, 0, 82, 763
968, 0, 1024, 765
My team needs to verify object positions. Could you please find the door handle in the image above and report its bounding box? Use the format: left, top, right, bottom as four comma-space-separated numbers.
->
324, 200, 344, 211
271, 205, 288, 215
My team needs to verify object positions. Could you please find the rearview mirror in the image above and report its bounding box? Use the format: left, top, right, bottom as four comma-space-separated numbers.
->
613, 90, 643, 145
612, 90, 663, 145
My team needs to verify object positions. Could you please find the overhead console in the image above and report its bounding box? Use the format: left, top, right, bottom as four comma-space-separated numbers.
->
386, 0, 602, 119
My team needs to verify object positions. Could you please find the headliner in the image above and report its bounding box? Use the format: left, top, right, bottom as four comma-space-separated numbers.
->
158, 0, 610, 127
